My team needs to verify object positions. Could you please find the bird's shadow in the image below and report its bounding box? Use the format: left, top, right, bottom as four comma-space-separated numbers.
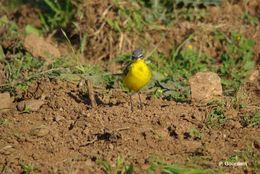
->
67, 91, 123, 107
67, 91, 102, 106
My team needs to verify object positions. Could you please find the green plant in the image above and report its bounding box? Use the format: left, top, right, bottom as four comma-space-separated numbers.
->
226, 154, 240, 163
0, 15, 22, 46
174, 0, 223, 6
48, 56, 115, 87
139, 0, 174, 25
107, 0, 146, 32
223, 147, 259, 171
96, 156, 134, 174
170, 43, 212, 79
0, 52, 44, 95
147, 161, 218, 174
39, 0, 74, 32
187, 128, 202, 140
20, 162, 33, 174
96, 157, 220, 174
0, 52, 44, 92
22, 105, 31, 113
0, 46, 116, 95
0, 0, 23, 12
148, 37, 213, 101
152, 77, 190, 102
174, 7, 207, 21
243, 12, 260, 25
0, 45, 4, 61
206, 102, 226, 129
0, 118, 8, 125
140, 0, 222, 24
214, 31, 255, 96
240, 109, 260, 127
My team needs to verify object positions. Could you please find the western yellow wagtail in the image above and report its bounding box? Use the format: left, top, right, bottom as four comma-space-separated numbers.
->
123, 49, 152, 111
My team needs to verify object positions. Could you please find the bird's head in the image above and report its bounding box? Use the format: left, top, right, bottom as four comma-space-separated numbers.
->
131, 49, 144, 60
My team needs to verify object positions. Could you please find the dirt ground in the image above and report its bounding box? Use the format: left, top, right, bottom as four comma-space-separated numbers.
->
0, 0, 260, 174
0, 77, 259, 174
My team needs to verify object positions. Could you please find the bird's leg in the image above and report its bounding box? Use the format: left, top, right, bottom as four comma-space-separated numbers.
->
138, 92, 143, 110
129, 94, 133, 111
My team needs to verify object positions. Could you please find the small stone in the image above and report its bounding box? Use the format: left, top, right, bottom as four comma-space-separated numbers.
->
54, 115, 64, 122
108, 143, 114, 150
80, 110, 88, 116
24, 33, 61, 61
249, 70, 259, 81
0, 92, 14, 112
17, 99, 44, 112
189, 71, 223, 104
16, 102, 25, 111
26, 99, 44, 111
30, 126, 50, 137
0, 145, 15, 155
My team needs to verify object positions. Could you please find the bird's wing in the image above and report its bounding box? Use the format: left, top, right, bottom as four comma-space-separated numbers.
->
111, 63, 131, 76
123, 62, 131, 76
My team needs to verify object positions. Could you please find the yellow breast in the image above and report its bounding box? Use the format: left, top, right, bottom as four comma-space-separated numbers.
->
123, 59, 152, 92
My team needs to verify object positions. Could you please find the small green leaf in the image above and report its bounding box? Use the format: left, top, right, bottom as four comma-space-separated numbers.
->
106, 18, 121, 32
96, 159, 112, 173
125, 163, 134, 174
25, 25, 41, 36
0, 45, 5, 61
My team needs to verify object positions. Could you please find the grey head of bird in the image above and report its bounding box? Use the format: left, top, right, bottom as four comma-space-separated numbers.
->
131, 49, 144, 60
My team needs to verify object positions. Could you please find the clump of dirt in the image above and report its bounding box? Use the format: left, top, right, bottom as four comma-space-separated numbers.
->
0, 78, 258, 174
23, 33, 61, 60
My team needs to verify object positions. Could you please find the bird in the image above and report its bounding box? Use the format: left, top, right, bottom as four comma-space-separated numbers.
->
123, 49, 152, 111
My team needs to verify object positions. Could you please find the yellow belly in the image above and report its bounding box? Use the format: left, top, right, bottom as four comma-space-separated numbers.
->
123, 59, 152, 92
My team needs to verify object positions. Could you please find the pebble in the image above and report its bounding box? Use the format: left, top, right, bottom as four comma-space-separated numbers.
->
54, 115, 64, 122
0, 145, 15, 155
17, 99, 44, 112
30, 126, 50, 137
